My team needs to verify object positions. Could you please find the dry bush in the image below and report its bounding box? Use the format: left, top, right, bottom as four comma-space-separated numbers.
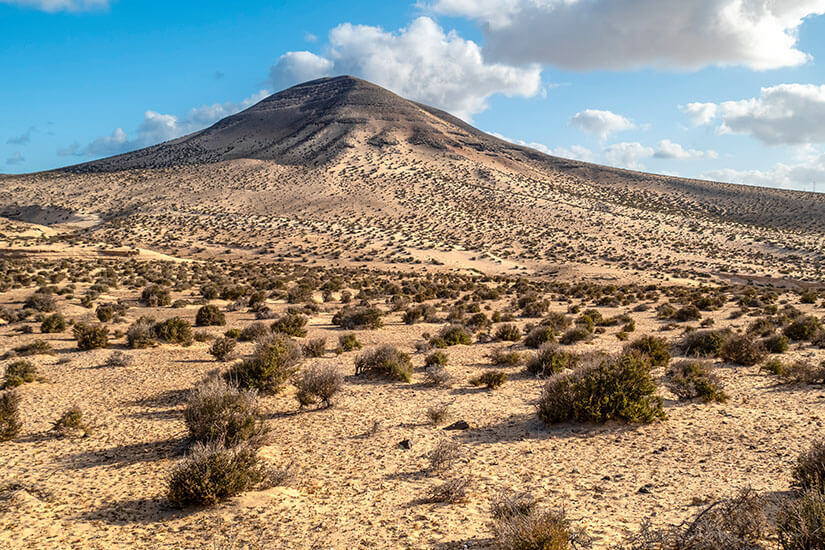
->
0, 391, 22, 441
13, 340, 52, 356
435, 324, 472, 346
140, 284, 171, 307
196, 305, 226, 327
672, 305, 701, 322
426, 402, 451, 426
301, 337, 326, 358
538, 352, 664, 425
167, 442, 273, 507
542, 312, 572, 333
792, 440, 825, 494
524, 326, 556, 349
491, 348, 522, 367
666, 361, 728, 403
777, 490, 825, 550
126, 316, 156, 348
3, 360, 38, 388
427, 478, 470, 504
425, 351, 448, 369
491, 492, 589, 550
470, 370, 507, 389
153, 317, 193, 346
354, 345, 413, 382
332, 306, 382, 330
336, 333, 361, 353
52, 406, 92, 437
105, 351, 134, 368
294, 364, 343, 408
225, 333, 302, 395
40, 313, 66, 334
424, 366, 454, 387
184, 378, 266, 447
772, 361, 825, 384
428, 439, 462, 473
527, 344, 579, 377
784, 315, 822, 342
680, 329, 732, 357
73, 322, 109, 350
25, 292, 56, 312
495, 323, 522, 342
559, 327, 591, 345
239, 322, 269, 342
720, 335, 766, 366
624, 335, 671, 367
209, 337, 237, 361
271, 313, 308, 337
763, 333, 790, 354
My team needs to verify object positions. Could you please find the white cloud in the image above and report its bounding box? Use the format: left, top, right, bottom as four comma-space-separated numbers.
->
74, 90, 270, 158
430, 0, 825, 71
5, 152, 25, 165
680, 102, 718, 126
489, 131, 596, 162
0, 0, 109, 12
603, 142, 655, 170
654, 139, 718, 160
570, 109, 634, 141
268, 16, 542, 120
703, 151, 825, 191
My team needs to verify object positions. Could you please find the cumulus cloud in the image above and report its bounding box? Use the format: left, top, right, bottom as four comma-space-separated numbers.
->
71, 90, 270, 158
430, 0, 825, 71
654, 139, 718, 160
697, 84, 825, 145
603, 142, 655, 170
5, 152, 25, 165
680, 103, 719, 126
703, 151, 825, 191
0, 0, 109, 12
268, 16, 542, 120
570, 109, 634, 141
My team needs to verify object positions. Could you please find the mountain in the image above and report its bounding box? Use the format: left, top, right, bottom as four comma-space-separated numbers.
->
2, 75, 825, 283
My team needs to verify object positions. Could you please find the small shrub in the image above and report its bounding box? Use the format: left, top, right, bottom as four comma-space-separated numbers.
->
491, 348, 522, 367
764, 333, 790, 354
239, 322, 269, 342
105, 351, 134, 367
52, 406, 91, 437
40, 313, 66, 333
559, 327, 590, 345
470, 370, 507, 389
14, 340, 52, 356
527, 344, 579, 377
427, 478, 470, 504
625, 335, 671, 367
720, 334, 766, 366
336, 333, 361, 353
354, 345, 413, 382
209, 337, 237, 361
542, 312, 571, 332
271, 313, 308, 337
785, 316, 822, 341
196, 305, 226, 326
302, 337, 326, 358
294, 364, 343, 408
777, 490, 825, 550
96, 304, 114, 322
537, 352, 664, 424
425, 351, 448, 369
332, 306, 382, 330
436, 324, 472, 346
0, 391, 22, 441
224, 328, 242, 339
424, 366, 453, 387
425, 402, 451, 426
167, 442, 272, 507
428, 439, 461, 472
666, 361, 727, 403
153, 317, 193, 346
25, 292, 56, 312
524, 326, 556, 349
225, 333, 302, 395
3, 360, 37, 388
680, 329, 732, 357
776, 361, 825, 384
495, 324, 521, 342
492, 495, 587, 550
73, 322, 109, 350
793, 440, 825, 494
126, 316, 156, 348
140, 284, 171, 307
184, 378, 266, 447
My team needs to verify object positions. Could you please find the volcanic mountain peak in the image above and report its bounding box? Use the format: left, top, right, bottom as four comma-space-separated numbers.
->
69, 75, 505, 172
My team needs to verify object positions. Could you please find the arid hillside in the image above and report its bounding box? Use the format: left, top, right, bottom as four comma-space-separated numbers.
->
2, 76, 825, 283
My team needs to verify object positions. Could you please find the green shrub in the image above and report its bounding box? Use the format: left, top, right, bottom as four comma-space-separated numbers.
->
490, 348, 522, 367
153, 317, 193, 346
541, 312, 572, 333
672, 304, 702, 322
96, 304, 115, 322
25, 292, 56, 312
167, 442, 272, 507
785, 315, 822, 342
524, 326, 556, 349
777, 490, 825, 550
3, 360, 37, 389
184, 378, 266, 447
764, 333, 790, 354
271, 313, 308, 337
537, 352, 665, 425
354, 345, 413, 382
196, 305, 226, 326
332, 306, 382, 330
337, 333, 362, 353
680, 329, 732, 357
435, 324, 472, 346
294, 364, 343, 408
624, 335, 671, 367
527, 344, 579, 377
40, 313, 66, 333
0, 391, 22, 441
302, 337, 326, 358
13, 340, 52, 356
224, 328, 241, 339
73, 322, 109, 350
720, 334, 766, 366
52, 406, 91, 437
470, 370, 507, 389
425, 350, 448, 369
559, 326, 590, 345
225, 333, 302, 395
140, 284, 171, 307
495, 323, 521, 342
209, 337, 237, 361
665, 361, 727, 403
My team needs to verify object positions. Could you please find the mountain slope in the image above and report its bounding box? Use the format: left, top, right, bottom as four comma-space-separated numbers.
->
2, 75, 825, 283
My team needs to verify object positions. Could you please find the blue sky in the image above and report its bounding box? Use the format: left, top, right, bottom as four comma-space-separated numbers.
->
2, 0, 825, 192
